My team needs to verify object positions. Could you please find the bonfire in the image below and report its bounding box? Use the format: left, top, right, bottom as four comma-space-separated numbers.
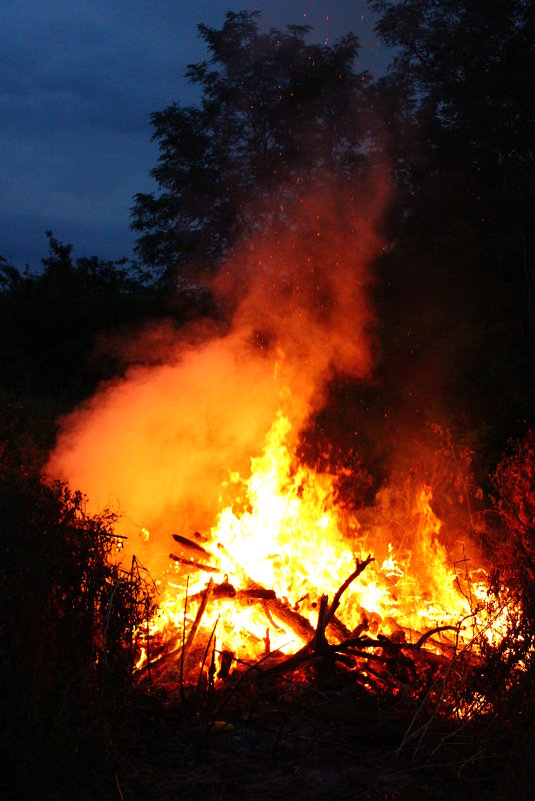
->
130, 409, 507, 709
45, 188, 519, 741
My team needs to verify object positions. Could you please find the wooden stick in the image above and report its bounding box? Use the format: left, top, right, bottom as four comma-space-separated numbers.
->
169, 553, 222, 574
172, 533, 211, 558
263, 596, 316, 643
183, 578, 214, 666
312, 594, 329, 654
213, 543, 317, 644
325, 555, 374, 627
235, 562, 378, 679
186, 580, 314, 644
411, 625, 459, 650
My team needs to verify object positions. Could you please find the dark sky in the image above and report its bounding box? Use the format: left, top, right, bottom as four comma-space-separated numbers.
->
1, 1, 389, 270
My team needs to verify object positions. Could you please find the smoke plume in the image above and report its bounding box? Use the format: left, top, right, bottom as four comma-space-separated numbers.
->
46, 180, 387, 576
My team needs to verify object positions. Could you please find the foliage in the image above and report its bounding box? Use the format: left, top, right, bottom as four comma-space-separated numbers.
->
370, 0, 535, 181
0, 234, 179, 413
132, 11, 374, 276
0, 451, 156, 797
490, 430, 535, 630
451, 430, 535, 797
368, 0, 535, 449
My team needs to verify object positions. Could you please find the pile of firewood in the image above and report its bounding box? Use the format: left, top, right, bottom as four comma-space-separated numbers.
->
134, 533, 467, 708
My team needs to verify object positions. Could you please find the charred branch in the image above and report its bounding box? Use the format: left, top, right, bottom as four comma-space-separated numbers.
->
184, 578, 214, 660
172, 533, 212, 558
325, 555, 374, 627
169, 553, 222, 573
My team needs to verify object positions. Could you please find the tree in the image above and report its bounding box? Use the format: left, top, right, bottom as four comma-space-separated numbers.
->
370, 1, 535, 177
0, 234, 165, 410
131, 11, 374, 278
367, 0, 535, 446
370, 0, 535, 318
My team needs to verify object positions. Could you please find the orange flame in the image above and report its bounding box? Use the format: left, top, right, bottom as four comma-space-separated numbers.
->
44, 182, 505, 683
134, 409, 499, 679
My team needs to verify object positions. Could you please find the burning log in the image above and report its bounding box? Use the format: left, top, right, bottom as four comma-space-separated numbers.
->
172, 533, 211, 557
169, 553, 222, 574
242, 556, 376, 679
325, 555, 374, 626
240, 587, 277, 602
169, 533, 222, 575
187, 581, 277, 604
218, 649, 234, 680
235, 554, 463, 698
262, 595, 316, 643
144, 514, 475, 701
213, 541, 318, 643
183, 552, 382, 684
183, 578, 214, 660
185, 577, 314, 644
145, 556, 360, 689
211, 581, 236, 598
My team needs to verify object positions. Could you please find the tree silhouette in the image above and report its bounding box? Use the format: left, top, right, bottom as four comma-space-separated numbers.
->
369, 0, 535, 446
131, 11, 374, 279
0, 234, 164, 411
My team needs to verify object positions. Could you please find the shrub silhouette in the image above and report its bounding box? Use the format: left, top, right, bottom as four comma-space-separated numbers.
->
0, 454, 155, 797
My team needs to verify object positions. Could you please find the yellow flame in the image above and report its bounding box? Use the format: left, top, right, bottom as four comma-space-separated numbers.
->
137, 411, 503, 679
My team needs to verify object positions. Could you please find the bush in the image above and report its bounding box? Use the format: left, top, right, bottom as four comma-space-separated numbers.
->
0, 456, 155, 798
449, 430, 535, 799
484, 430, 535, 674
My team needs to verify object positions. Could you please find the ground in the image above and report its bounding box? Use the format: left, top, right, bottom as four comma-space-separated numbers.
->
111, 668, 486, 801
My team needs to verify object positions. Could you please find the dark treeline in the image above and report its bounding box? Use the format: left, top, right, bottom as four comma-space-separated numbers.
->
2, 3, 535, 799
369, 0, 535, 466
0, 233, 214, 462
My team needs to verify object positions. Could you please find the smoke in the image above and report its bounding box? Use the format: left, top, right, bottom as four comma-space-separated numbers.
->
46, 179, 387, 576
